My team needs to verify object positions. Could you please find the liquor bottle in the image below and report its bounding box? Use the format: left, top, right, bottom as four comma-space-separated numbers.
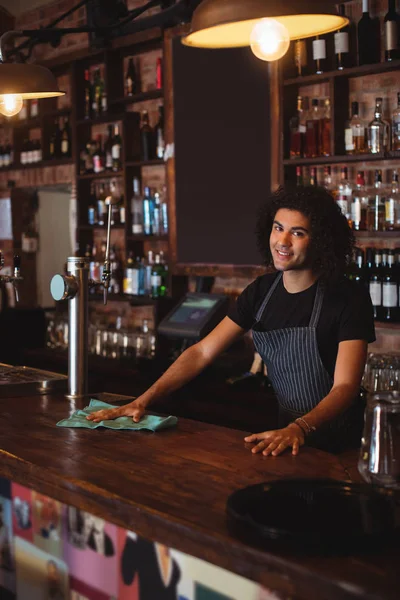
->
323, 166, 333, 192
345, 102, 365, 155
312, 36, 327, 74
151, 253, 167, 298
304, 98, 320, 158
337, 167, 352, 219
382, 249, 398, 321
123, 251, 136, 296
92, 69, 100, 118
18, 101, 28, 121
367, 169, 386, 232
309, 167, 318, 186
320, 98, 331, 156
144, 250, 154, 295
296, 166, 303, 186
20, 139, 27, 165
365, 247, 374, 287
125, 57, 138, 96
111, 124, 122, 172
140, 111, 153, 161
3, 141, 11, 167
60, 117, 71, 157
369, 249, 383, 320
358, 0, 381, 65
154, 105, 165, 160
294, 39, 307, 76
351, 171, 368, 231
143, 186, 155, 235
131, 177, 143, 235
156, 57, 163, 90
88, 183, 96, 225
367, 98, 389, 154
392, 92, 400, 151
346, 248, 365, 283
30, 98, 39, 118
161, 189, 168, 236
100, 66, 107, 114
84, 69, 92, 119
335, 4, 353, 70
104, 124, 113, 171
384, 0, 400, 62
97, 183, 106, 226
289, 96, 306, 158
153, 191, 161, 236
93, 135, 105, 174
49, 118, 60, 158
385, 169, 400, 230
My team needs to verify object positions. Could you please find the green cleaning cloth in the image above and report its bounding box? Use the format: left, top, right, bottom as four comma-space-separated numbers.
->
56, 399, 178, 431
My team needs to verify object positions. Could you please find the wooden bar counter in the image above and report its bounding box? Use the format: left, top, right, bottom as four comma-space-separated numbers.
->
0, 393, 399, 600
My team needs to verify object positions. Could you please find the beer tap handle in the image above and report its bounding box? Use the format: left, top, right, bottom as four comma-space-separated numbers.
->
0, 251, 4, 271
102, 195, 119, 305
13, 254, 21, 303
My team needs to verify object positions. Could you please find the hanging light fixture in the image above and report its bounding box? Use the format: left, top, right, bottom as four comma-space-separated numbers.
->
0, 31, 64, 117
182, 0, 349, 62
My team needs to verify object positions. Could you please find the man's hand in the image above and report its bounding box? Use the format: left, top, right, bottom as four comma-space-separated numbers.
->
86, 400, 145, 423
244, 423, 305, 456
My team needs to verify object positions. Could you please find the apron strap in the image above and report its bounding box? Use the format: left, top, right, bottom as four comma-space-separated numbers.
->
309, 280, 324, 328
255, 272, 282, 322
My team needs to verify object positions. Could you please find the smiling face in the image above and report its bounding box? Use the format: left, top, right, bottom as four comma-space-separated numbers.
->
269, 208, 312, 272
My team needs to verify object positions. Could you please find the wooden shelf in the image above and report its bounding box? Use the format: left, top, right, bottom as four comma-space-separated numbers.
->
76, 113, 125, 126
126, 234, 168, 242
89, 293, 157, 306
78, 225, 126, 231
111, 89, 163, 106
125, 159, 165, 167
284, 58, 400, 86
78, 170, 124, 180
283, 154, 388, 166
9, 158, 73, 170
354, 231, 400, 238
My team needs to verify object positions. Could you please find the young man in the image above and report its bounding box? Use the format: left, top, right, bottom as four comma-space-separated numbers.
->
88, 186, 375, 455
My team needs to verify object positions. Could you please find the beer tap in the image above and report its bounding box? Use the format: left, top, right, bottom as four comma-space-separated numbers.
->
0, 252, 23, 302
50, 194, 118, 398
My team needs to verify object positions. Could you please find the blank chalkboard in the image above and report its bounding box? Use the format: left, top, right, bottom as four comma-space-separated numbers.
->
172, 37, 271, 266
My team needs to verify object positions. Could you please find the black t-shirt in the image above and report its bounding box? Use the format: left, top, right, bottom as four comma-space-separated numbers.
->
228, 273, 376, 379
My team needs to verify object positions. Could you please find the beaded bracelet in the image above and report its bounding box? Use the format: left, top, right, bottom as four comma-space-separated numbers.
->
295, 416, 316, 436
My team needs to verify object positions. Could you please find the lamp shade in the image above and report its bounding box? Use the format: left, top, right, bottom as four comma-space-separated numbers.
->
182, 0, 349, 48
0, 63, 64, 99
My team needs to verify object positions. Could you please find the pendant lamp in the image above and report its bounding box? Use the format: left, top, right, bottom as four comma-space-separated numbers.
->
182, 0, 349, 62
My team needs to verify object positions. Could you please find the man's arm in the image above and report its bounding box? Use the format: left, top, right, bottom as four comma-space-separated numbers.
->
87, 316, 246, 422
245, 339, 368, 456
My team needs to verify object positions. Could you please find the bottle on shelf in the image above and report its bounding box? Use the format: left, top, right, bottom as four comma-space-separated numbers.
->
154, 105, 165, 160
384, 0, 400, 62
18, 101, 28, 121
97, 183, 107, 227
358, 0, 381, 66
289, 95, 306, 159
60, 116, 71, 157
153, 192, 161, 236
312, 36, 327, 74
391, 92, 400, 151
156, 57, 163, 90
160, 186, 168, 236
144, 250, 154, 295
123, 251, 135, 296
140, 110, 153, 161
382, 249, 399, 321
30, 98, 39, 118
111, 124, 122, 172
143, 186, 155, 236
385, 169, 400, 230
346, 248, 365, 283
93, 135, 105, 174
125, 57, 139, 96
351, 171, 368, 231
88, 182, 96, 225
304, 98, 320, 158
84, 69, 92, 120
334, 4, 353, 70
294, 39, 308, 76
49, 118, 61, 159
367, 98, 389, 154
109, 245, 123, 295
345, 101, 365, 155
337, 167, 352, 221
323, 166, 333, 192
104, 124, 113, 171
309, 167, 318, 186
131, 176, 144, 235
151, 253, 167, 298
367, 169, 386, 232
320, 98, 331, 157
369, 248, 383, 321
296, 166, 303, 186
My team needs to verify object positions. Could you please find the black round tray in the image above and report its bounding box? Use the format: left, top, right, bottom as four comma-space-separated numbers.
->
226, 478, 398, 553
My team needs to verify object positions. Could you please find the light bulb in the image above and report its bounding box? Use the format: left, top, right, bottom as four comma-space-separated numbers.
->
250, 18, 290, 62
0, 94, 24, 117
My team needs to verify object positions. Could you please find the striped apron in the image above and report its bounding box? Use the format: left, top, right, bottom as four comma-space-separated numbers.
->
252, 272, 364, 453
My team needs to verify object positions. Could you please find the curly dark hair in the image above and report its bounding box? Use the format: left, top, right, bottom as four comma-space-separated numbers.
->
256, 185, 355, 282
